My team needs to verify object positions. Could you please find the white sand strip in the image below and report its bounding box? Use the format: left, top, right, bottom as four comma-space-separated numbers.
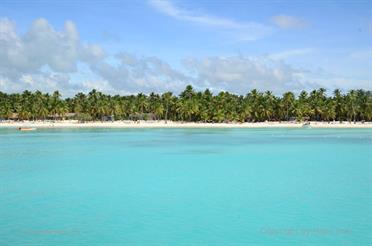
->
0, 121, 371, 128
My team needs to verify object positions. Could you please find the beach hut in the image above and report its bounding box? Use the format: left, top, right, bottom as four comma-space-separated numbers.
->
65, 113, 77, 119
129, 113, 156, 121
9, 113, 19, 121
102, 115, 115, 121
47, 113, 77, 120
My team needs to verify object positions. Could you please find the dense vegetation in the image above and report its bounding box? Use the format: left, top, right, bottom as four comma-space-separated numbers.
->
0, 86, 371, 122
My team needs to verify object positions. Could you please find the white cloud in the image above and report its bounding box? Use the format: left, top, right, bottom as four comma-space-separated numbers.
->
271, 15, 307, 29
183, 56, 319, 94
0, 18, 107, 95
0, 72, 72, 93
0, 18, 105, 80
148, 0, 272, 41
308, 77, 372, 91
182, 54, 371, 93
0, 18, 369, 96
91, 53, 191, 93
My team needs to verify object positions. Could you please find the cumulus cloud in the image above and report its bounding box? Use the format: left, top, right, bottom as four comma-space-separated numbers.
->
0, 17, 192, 94
271, 15, 307, 29
92, 53, 329, 95
308, 77, 372, 91
0, 18, 105, 80
183, 56, 319, 94
0, 18, 107, 95
0, 72, 72, 93
148, 0, 272, 41
0, 18, 369, 96
91, 52, 191, 93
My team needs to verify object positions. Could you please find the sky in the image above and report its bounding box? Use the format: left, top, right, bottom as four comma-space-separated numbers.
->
0, 0, 371, 96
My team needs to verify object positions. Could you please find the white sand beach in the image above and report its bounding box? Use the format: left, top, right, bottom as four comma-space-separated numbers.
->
0, 120, 371, 128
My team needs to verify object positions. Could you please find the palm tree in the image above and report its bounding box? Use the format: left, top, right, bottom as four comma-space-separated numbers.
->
162, 92, 173, 122
345, 90, 359, 122
213, 109, 225, 122
333, 89, 344, 122
136, 93, 148, 114
323, 100, 336, 122
282, 92, 295, 121
154, 102, 164, 120
262, 91, 275, 121
240, 100, 252, 122
0, 86, 370, 123
180, 85, 195, 100
246, 89, 261, 122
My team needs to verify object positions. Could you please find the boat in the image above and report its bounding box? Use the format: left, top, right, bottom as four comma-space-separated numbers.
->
18, 127, 36, 131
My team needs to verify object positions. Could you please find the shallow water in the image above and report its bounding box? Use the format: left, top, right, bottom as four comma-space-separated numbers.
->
0, 128, 371, 245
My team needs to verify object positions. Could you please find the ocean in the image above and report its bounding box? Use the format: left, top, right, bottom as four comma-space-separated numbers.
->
0, 128, 371, 245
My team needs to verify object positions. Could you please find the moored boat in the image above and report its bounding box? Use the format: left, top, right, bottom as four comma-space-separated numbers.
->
18, 127, 36, 131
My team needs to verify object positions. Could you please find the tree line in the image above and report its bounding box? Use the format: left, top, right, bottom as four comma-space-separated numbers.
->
0, 86, 371, 122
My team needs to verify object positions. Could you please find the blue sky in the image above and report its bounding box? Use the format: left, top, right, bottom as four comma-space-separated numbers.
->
0, 0, 371, 96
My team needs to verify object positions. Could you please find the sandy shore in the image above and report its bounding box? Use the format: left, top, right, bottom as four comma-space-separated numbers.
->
0, 120, 371, 128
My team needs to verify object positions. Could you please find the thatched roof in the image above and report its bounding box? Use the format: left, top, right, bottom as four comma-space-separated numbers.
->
9, 113, 19, 119
129, 113, 156, 120
48, 113, 76, 118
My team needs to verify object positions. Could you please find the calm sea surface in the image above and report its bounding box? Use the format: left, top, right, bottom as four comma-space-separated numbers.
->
0, 128, 371, 245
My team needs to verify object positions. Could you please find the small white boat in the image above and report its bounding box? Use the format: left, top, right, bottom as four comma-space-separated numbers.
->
18, 127, 36, 131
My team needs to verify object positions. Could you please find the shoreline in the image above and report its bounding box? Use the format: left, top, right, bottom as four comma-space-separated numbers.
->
0, 120, 371, 129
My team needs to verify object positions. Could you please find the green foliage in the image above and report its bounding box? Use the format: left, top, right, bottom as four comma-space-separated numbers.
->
76, 113, 93, 122
0, 86, 371, 122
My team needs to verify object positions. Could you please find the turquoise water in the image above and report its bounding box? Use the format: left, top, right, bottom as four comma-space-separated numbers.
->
0, 128, 371, 245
